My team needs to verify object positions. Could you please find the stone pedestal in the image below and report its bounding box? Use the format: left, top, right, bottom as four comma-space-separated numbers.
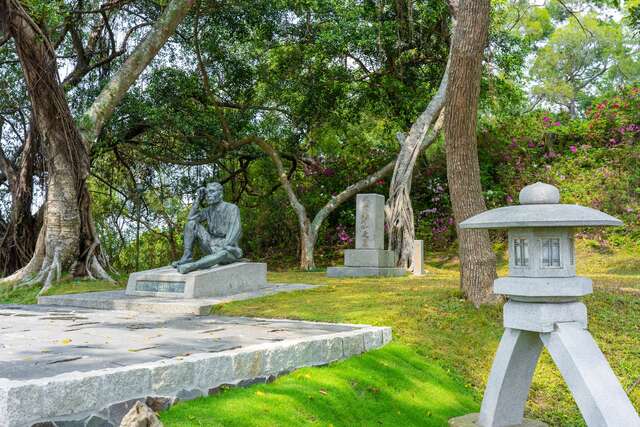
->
412, 239, 425, 275
327, 194, 405, 278
126, 262, 267, 298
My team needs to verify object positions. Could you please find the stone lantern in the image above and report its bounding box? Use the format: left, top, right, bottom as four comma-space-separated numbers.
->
457, 182, 639, 427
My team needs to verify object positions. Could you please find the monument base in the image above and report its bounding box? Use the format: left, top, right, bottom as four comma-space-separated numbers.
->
126, 262, 267, 298
344, 249, 396, 267
448, 414, 547, 427
326, 266, 406, 278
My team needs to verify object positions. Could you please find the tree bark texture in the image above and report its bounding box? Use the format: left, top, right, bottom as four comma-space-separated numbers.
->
1, 0, 90, 289
257, 139, 395, 270
385, 57, 450, 270
443, 0, 497, 306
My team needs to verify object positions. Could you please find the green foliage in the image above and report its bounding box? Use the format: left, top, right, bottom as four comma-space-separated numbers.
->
530, 14, 638, 115
22, 0, 66, 29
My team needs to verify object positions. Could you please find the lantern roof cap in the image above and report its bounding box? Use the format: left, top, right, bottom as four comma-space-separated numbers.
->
459, 182, 623, 229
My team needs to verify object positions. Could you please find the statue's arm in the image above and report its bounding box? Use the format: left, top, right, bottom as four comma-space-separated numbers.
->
187, 189, 204, 222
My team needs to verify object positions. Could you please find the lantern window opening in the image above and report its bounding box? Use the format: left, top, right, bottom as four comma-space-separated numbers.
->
513, 238, 529, 267
541, 238, 561, 268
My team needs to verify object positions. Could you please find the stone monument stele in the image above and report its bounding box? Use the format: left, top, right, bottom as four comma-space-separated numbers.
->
454, 182, 639, 427
327, 194, 405, 277
126, 182, 267, 299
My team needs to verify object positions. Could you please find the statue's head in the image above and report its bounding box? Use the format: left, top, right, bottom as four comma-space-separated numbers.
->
205, 182, 224, 205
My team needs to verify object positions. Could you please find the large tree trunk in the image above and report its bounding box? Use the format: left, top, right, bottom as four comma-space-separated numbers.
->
0, 0, 94, 290
443, 0, 496, 306
299, 224, 318, 271
0, 0, 194, 290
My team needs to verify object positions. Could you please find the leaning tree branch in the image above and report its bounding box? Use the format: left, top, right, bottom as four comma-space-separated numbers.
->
310, 159, 395, 236
82, 0, 196, 144
255, 139, 310, 232
385, 52, 451, 270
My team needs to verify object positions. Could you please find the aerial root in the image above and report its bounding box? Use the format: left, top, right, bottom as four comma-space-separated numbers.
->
89, 255, 114, 282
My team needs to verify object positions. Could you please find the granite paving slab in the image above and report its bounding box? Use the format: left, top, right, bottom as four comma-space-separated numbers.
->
0, 305, 391, 427
38, 283, 317, 315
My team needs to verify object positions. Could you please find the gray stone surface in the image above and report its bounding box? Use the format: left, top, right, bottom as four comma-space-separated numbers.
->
460, 183, 622, 229
449, 413, 547, 427
126, 262, 267, 298
503, 300, 587, 333
540, 322, 640, 427
412, 239, 425, 275
344, 249, 395, 268
119, 402, 161, 427
478, 328, 543, 427
326, 266, 406, 278
327, 193, 403, 278
40, 283, 316, 315
506, 229, 577, 278
494, 277, 592, 302
518, 182, 560, 205
459, 204, 622, 229
0, 305, 392, 427
355, 194, 385, 249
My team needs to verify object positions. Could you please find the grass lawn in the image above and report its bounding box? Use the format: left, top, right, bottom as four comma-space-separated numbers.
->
160, 344, 478, 427
2, 242, 639, 426
162, 243, 640, 427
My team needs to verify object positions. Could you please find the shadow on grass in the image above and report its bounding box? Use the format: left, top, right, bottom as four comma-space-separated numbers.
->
160, 343, 478, 427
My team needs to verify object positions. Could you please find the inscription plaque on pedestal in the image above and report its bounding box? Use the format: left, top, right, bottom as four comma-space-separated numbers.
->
135, 281, 185, 294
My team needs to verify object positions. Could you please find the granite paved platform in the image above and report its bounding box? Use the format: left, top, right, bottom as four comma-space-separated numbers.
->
0, 305, 391, 427
38, 283, 317, 315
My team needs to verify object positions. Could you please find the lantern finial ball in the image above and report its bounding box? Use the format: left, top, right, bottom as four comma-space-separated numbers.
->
519, 182, 560, 205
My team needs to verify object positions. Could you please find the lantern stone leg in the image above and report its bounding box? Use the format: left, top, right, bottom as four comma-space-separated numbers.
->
479, 329, 543, 427
479, 321, 640, 427
542, 322, 640, 426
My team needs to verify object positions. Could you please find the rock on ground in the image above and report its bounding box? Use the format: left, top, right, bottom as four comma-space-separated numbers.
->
120, 402, 163, 427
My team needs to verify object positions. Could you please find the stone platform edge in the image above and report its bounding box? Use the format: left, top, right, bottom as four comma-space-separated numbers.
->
37, 283, 317, 316
1, 324, 392, 427
326, 266, 406, 278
